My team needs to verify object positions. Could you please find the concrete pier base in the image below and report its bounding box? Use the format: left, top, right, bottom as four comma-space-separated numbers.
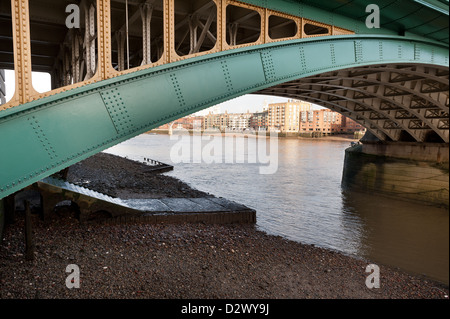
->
342, 142, 449, 208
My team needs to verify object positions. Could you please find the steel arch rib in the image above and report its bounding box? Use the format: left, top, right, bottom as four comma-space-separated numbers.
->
262, 92, 393, 141
267, 87, 418, 141
266, 82, 448, 142
0, 35, 449, 199
336, 66, 449, 85
302, 74, 449, 112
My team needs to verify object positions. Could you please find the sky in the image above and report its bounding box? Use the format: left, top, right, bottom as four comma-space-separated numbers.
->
3, 70, 322, 113
197, 94, 296, 115
4, 70, 51, 100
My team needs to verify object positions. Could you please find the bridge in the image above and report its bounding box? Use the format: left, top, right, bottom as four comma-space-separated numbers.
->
0, 0, 448, 206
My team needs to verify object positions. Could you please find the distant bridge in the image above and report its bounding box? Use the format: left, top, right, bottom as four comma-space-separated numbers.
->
0, 0, 448, 199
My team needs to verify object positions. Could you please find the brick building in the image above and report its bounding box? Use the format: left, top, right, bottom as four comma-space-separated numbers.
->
299, 109, 365, 134
156, 100, 366, 135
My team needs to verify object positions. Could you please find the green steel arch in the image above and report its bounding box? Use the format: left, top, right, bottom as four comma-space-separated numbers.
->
0, 34, 448, 199
240, 0, 449, 44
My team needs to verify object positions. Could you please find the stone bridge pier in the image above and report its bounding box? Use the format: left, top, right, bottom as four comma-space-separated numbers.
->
342, 132, 449, 208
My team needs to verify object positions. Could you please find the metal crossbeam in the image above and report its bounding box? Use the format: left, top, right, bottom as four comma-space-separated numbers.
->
258, 64, 449, 142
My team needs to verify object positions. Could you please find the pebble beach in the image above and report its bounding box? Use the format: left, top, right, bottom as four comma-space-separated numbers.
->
0, 153, 448, 299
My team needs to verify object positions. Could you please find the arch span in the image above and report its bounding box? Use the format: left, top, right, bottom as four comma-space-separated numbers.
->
0, 35, 448, 199
258, 63, 449, 142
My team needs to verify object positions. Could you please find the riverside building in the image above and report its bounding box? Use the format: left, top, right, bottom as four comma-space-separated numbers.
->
156, 100, 365, 135
267, 100, 311, 133
250, 110, 268, 131
299, 109, 365, 135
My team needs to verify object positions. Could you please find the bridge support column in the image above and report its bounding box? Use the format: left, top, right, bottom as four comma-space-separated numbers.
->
24, 201, 35, 261
84, 3, 97, 80
188, 15, 199, 54
227, 23, 239, 46
63, 49, 72, 86
10, 0, 38, 104
0, 194, 16, 241
71, 30, 83, 84
115, 31, 126, 71
140, 3, 154, 65
342, 138, 449, 208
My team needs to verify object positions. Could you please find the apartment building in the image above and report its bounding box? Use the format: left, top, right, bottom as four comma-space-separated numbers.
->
299, 109, 343, 133
267, 100, 311, 133
250, 110, 268, 131
228, 113, 252, 130
203, 111, 253, 131
156, 100, 365, 135
340, 116, 365, 133
203, 112, 229, 130
299, 109, 365, 134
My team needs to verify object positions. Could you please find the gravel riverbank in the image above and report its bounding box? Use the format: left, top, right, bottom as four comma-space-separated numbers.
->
0, 153, 448, 299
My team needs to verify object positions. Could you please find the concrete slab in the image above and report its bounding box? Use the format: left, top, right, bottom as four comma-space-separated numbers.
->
34, 177, 256, 225
159, 198, 205, 212
187, 198, 230, 212
122, 199, 172, 212
208, 197, 250, 211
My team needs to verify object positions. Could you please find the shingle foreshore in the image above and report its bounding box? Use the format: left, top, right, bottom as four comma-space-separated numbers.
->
0, 153, 448, 299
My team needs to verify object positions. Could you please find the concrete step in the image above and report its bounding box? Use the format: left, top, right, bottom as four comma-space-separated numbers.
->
41, 177, 125, 206
37, 177, 256, 224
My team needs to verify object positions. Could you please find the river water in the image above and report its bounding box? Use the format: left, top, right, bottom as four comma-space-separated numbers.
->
105, 133, 449, 285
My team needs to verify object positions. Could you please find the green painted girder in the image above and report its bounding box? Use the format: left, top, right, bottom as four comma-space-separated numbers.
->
0, 35, 448, 200
413, 0, 449, 14
240, 0, 449, 44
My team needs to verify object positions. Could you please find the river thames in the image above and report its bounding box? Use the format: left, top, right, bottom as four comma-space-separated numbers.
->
106, 133, 449, 285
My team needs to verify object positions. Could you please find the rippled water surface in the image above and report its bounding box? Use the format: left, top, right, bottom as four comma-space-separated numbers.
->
106, 133, 449, 284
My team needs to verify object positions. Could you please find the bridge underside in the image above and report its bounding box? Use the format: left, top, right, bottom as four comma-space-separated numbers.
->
0, 34, 448, 200
0, 0, 448, 200
258, 64, 449, 143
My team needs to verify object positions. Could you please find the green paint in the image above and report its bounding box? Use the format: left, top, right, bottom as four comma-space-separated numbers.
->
0, 35, 448, 200
239, 0, 449, 44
